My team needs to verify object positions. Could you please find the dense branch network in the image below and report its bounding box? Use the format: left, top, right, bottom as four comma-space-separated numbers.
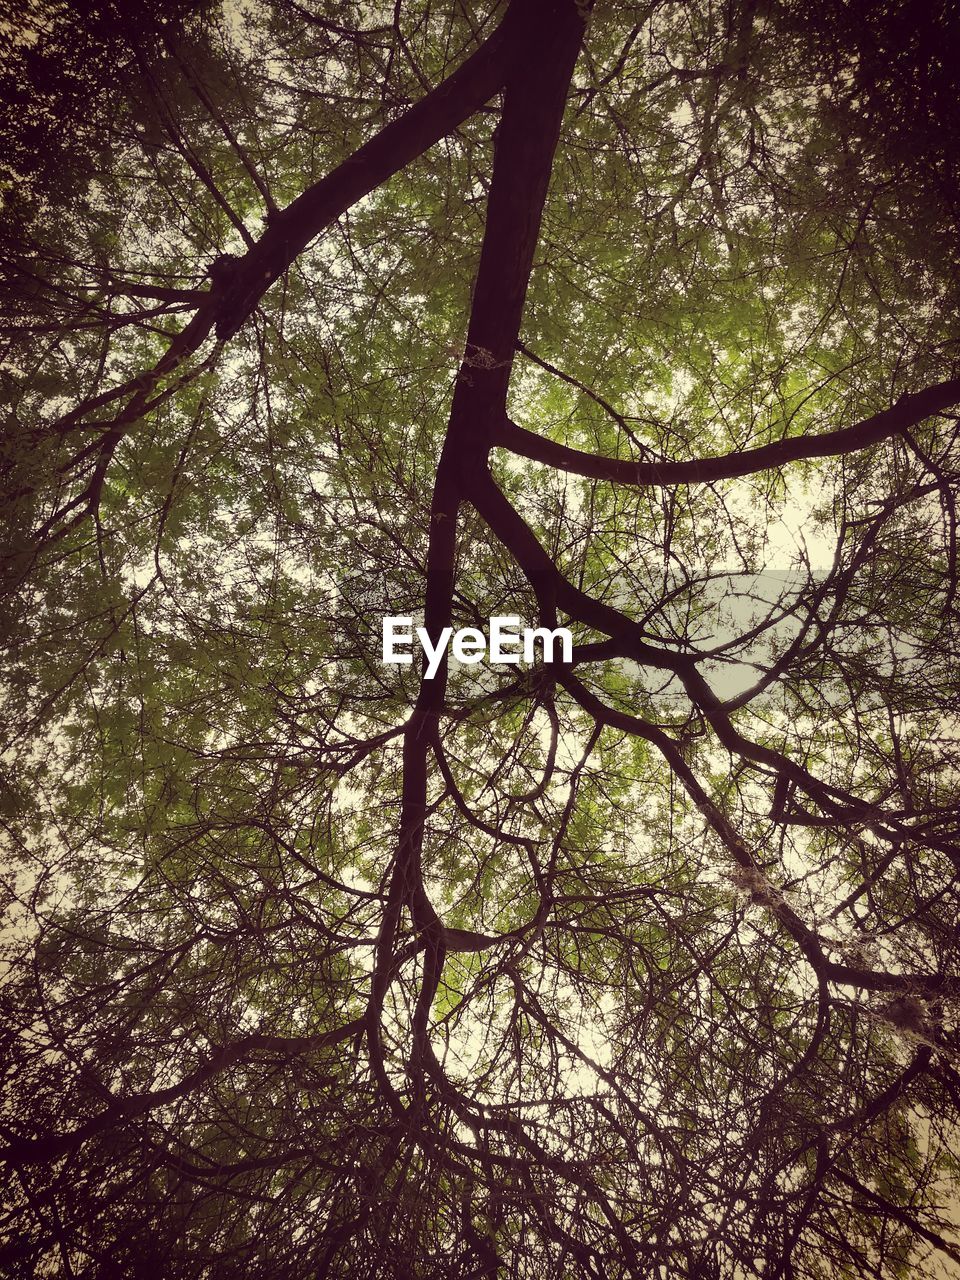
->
2, 1, 960, 1277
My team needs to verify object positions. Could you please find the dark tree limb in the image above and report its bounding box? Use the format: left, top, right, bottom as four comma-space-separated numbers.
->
494, 377, 960, 485
366, 0, 588, 1118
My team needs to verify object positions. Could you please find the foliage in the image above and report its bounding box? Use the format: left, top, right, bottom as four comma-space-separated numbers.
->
1, 1, 960, 1276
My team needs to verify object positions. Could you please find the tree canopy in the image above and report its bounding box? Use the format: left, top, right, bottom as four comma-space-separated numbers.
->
2, 1, 960, 1276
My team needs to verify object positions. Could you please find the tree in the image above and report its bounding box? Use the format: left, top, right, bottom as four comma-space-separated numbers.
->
2, 0, 960, 1275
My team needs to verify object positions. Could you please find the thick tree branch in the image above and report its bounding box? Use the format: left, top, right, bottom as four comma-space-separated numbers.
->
34, 0, 568, 547
493, 377, 960, 485
366, 0, 588, 1117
